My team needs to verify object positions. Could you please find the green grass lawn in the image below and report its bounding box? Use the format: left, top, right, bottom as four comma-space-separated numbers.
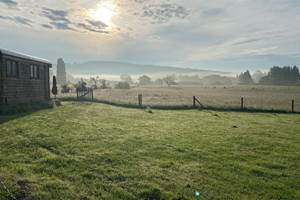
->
0, 102, 300, 200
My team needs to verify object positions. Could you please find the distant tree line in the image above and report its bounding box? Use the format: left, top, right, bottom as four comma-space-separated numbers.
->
260, 66, 299, 85
239, 66, 300, 85
238, 70, 254, 84
118, 74, 178, 88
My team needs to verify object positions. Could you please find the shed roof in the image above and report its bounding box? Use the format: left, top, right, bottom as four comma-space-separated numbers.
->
0, 48, 52, 65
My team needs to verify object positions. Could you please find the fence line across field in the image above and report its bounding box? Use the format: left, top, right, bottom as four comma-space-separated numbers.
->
137, 94, 296, 113
62, 91, 298, 113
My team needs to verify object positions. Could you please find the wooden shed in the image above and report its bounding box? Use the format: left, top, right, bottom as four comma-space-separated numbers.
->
0, 48, 52, 105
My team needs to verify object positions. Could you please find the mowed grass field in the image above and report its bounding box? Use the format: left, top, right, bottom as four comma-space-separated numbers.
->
88, 85, 300, 112
0, 102, 300, 199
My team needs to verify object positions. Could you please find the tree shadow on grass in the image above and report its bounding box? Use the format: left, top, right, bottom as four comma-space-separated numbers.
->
0, 102, 54, 125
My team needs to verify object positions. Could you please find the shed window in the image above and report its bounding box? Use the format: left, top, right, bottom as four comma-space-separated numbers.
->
30, 65, 39, 79
6, 60, 19, 77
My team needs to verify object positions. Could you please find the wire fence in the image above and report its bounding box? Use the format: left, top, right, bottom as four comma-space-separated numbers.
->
58, 87, 300, 113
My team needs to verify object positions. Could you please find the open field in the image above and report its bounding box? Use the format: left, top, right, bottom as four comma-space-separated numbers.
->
61, 85, 300, 112
0, 102, 300, 199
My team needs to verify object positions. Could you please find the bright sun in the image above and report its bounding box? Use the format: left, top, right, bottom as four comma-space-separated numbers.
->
89, 2, 116, 25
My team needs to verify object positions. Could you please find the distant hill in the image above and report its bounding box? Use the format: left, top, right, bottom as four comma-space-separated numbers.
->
67, 61, 229, 76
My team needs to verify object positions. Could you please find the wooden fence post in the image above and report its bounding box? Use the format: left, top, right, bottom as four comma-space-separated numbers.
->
292, 99, 295, 113
241, 97, 244, 110
193, 96, 196, 108
92, 89, 94, 101
138, 94, 143, 107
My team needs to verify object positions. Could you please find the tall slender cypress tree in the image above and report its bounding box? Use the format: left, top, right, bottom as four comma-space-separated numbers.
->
52, 76, 58, 99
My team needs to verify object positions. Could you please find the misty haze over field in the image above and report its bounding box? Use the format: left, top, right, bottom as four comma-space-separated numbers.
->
66, 61, 231, 80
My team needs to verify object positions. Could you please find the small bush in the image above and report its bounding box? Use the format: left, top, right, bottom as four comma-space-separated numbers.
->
61, 84, 71, 93
53, 99, 62, 106
115, 82, 130, 89
145, 106, 153, 113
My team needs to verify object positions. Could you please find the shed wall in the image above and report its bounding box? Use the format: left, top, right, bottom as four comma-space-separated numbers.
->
0, 54, 51, 105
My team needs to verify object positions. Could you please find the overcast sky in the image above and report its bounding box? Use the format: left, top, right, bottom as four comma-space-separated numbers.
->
0, 0, 300, 72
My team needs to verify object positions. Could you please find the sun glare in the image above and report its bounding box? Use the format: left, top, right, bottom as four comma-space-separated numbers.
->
89, 2, 116, 25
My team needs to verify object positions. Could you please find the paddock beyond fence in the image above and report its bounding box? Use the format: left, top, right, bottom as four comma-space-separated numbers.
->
58, 86, 300, 113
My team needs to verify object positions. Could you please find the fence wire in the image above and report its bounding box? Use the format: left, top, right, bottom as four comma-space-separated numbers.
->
58, 87, 299, 113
